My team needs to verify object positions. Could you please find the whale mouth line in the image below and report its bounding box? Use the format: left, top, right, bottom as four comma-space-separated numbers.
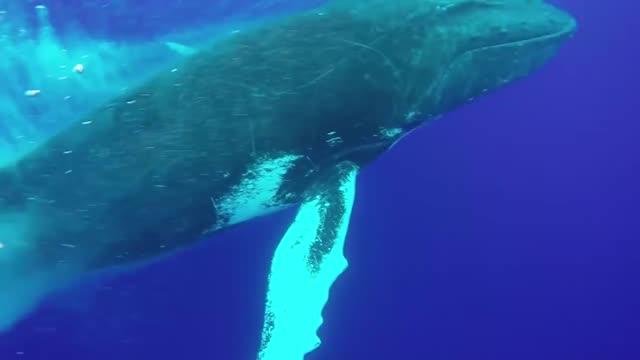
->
408, 18, 576, 125
467, 20, 577, 54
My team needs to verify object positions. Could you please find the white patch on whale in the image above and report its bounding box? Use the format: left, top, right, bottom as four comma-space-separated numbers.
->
215, 154, 302, 228
380, 127, 403, 138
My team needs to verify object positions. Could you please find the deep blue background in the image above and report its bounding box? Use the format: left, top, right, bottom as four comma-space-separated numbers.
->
1, 0, 639, 359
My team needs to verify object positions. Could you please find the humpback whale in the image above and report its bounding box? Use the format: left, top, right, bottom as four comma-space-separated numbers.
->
0, 0, 576, 358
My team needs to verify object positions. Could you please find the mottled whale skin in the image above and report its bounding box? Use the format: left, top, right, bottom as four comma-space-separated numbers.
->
0, 0, 576, 358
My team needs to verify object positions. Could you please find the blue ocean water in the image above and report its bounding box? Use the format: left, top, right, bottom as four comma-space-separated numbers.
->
1, 0, 638, 359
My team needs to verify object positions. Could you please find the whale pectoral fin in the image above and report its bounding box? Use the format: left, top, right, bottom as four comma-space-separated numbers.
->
258, 161, 359, 360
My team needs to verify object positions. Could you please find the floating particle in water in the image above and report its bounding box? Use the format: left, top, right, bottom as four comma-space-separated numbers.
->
24, 89, 41, 96
73, 63, 84, 74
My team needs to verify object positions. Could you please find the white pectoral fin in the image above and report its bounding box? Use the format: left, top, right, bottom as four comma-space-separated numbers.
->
258, 162, 359, 360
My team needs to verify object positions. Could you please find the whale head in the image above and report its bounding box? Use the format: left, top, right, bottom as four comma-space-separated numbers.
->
387, 0, 577, 123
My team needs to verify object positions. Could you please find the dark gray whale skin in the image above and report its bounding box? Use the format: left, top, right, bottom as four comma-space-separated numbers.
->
0, 0, 576, 279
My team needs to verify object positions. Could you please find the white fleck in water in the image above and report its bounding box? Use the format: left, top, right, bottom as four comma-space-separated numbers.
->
64, 169, 73, 174
0, 242, 4, 249
216, 154, 301, 227
81, 121, 92, 125
60, 243, 76, 248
